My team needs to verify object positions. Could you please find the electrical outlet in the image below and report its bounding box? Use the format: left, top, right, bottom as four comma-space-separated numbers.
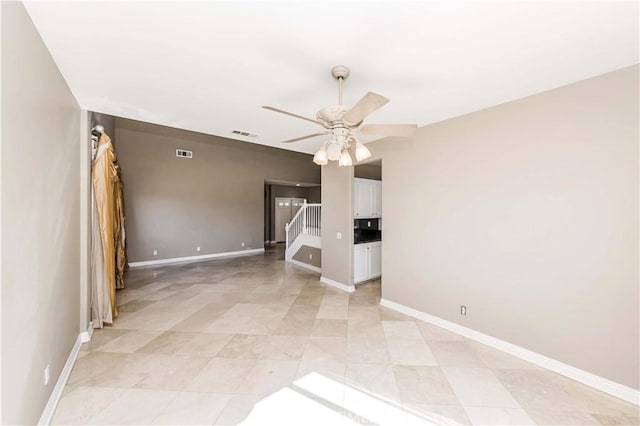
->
309, 253, 313, 260
460, 305, 467, 316
44, 364, 50, 385
241, 242, 245, 247
153, 250, 158, 256
336, 232, 342, 240
196, 246, 201, 252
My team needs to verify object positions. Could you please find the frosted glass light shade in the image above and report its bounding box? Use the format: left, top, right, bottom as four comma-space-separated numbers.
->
338, 150, 353, 167
326, 142, 342, 161
355, 141, 372, 162
313, 147, 328, 165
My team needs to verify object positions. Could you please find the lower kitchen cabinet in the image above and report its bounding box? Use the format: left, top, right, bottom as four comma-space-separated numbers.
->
354, 241, 382, 284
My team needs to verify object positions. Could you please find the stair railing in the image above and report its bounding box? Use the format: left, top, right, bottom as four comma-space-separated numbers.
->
285, 202, 322, 254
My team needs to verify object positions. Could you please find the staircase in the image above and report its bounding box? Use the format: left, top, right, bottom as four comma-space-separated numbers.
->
285, 202, 321, 268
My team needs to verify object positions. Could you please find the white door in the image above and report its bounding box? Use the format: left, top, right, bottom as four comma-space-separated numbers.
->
354, 244, 369, 283
275, 198, 292, 242
369, 243, 382, 278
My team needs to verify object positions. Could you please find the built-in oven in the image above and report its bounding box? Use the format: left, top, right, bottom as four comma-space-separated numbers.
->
354, 218, 381, 244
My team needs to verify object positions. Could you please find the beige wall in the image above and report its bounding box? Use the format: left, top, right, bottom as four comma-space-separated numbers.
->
292, 245, 322, 268
115, 118, 320, 262
1, 2, 82, 423
321, 161, 354, 285
369, 65, 639, 389
354, 163, 382, 180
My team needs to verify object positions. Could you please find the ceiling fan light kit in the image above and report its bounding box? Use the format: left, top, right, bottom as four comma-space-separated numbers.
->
263, 65, 417, 167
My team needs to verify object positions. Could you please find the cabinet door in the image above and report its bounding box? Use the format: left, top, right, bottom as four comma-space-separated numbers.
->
355, 179, 374, 218
372, 181, 382, 218
369, 243, 382, 278
353, 244, 369, 283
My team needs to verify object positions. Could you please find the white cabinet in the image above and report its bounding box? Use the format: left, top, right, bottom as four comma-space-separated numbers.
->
354, 178, 381, 218
353, 244, 369, 284
353, 241, 382, 284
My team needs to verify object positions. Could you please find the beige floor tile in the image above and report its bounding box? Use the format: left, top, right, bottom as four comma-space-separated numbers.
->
417, 321, 466, 341
93, 330, 162, 353
346, 336, 391, 364
213, 393, 267, 425
296, 357, 347, 381
348, 306, 381, 321
347, 318, 386, 339
468, 342, 541, 370
258, 335, 308, 360
55, 247, 635, 425
273, 317, 315, 336
133, 354, 211, 391
382, 320, 424, 340
393, 365, 460, 405
525, 408, 600, 425
428, 341, 486, 368
81, 329, 130, 352
304, 337, 347, 361
402, 403, 472, 425
150, 392, 232, 425
87, 388, 180, 425
311, 319, 348, 337
316, 303, 349, 319
386, 338, 438, 366
185, 358, 256, 393
216, 334, 269, 359
236, 359, 300, 397
51, 386, 119, 425
443, 367, 521, 408
345, 362, 401, 403
463, 406, 535, 425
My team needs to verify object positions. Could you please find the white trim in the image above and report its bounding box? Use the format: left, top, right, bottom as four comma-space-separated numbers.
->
128, 248, 265, 268
379, 298, 640, 406
37, 322, 93, 426
79, 321, 94, 343
288, 259, 321, 273
320, 276, 355, 293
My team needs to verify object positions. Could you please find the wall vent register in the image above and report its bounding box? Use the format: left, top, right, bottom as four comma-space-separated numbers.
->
176, 149, 193, 158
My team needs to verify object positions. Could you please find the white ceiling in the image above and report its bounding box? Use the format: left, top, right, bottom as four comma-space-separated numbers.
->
25, 1, 639, 154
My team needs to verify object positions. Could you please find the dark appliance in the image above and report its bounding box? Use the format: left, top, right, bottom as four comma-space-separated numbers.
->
354, 218, 381, 244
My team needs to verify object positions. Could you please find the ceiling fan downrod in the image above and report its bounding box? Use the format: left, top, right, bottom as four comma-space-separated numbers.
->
331, 65, 350, 106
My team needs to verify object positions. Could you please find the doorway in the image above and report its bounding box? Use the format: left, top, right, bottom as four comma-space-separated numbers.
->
275, 197, 306, 242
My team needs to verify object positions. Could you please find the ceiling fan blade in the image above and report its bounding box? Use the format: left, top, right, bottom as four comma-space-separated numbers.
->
360, 124, 417, 137
281, 132, 328, 143
343, 92, 389, 125
262, 106, 324, 126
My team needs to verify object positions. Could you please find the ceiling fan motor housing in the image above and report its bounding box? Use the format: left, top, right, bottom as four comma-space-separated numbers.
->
316, 105, 349, 124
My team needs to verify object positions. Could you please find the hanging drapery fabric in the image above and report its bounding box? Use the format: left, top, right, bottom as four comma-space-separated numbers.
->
92, 132, 126, 319
90, 188, 113, 327
114, 165, 127, 289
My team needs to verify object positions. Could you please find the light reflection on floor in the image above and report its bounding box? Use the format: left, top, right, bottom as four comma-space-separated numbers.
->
241, 372, 454, 425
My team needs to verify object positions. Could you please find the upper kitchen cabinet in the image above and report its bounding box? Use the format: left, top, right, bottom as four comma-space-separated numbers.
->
354, 178, 382, 218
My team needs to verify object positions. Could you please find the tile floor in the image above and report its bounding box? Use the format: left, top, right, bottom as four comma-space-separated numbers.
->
53, 246, 639, 425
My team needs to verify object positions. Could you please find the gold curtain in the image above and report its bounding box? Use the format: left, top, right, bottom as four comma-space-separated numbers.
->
92, 133, 127, 320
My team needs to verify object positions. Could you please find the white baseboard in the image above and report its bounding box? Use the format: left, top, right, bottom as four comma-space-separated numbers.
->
128, 248, 265, 268
320, 276, 355, 293
79, 321, 94, 343
380, 298, 640, 406
288, 259, 321, 274
38, 322, 94, 425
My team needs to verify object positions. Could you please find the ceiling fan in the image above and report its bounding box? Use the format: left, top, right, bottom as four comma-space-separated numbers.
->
262, 65, 417, 166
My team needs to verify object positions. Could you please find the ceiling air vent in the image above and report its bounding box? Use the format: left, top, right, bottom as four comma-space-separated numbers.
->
232, 129, 259, 138
176, 149, 193, 159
